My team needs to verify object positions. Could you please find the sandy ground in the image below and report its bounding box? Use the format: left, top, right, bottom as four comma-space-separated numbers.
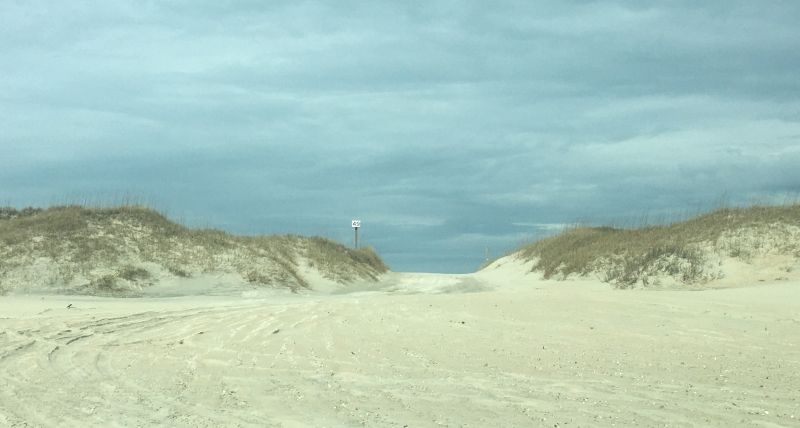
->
1, 264, 799, 427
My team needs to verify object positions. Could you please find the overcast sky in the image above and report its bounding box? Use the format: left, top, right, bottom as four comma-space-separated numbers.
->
2, 1, 799, 273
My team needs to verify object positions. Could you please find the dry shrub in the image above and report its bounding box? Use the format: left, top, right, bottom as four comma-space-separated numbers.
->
117, 265, 150, 282
167, 266, 191, 278
91, 275, 119, 291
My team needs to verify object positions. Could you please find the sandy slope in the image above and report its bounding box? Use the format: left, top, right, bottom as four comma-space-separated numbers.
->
1, 268, 799, 427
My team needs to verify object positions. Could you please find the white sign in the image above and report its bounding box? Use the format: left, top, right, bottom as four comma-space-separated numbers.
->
351, 220, 361, 228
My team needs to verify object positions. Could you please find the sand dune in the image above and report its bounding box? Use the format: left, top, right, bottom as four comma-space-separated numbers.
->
0, 205, 388, 296
2, 269, 799, 427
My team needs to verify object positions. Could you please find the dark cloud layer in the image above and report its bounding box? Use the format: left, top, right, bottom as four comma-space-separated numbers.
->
2, 1, 800, 272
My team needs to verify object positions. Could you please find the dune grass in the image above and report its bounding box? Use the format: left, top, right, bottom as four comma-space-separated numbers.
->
0, 204, 389, 295
509, 204, 800, 288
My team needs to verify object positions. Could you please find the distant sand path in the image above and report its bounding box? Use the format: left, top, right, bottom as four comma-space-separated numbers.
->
1, 274, 799, 427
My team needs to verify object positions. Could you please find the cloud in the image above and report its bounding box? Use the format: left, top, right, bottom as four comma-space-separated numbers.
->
1, 0, 799, 272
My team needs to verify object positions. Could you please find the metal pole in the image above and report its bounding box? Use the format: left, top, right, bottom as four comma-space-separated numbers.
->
355, 227, 359, 249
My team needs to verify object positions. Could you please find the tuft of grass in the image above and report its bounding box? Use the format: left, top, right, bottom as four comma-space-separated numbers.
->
167, 266, 191, 278
91, 275, 119, 292
512, 204, 800, 288
117, 265, 151, 282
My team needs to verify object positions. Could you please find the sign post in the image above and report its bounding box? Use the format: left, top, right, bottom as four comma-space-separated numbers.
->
351, 220, 361, 249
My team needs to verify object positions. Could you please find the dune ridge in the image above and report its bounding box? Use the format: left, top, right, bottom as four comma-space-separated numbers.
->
0, 205, 388, 296
487, 204, 800, 288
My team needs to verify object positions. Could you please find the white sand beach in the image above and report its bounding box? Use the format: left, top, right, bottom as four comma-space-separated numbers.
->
2, 263, 798, 427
